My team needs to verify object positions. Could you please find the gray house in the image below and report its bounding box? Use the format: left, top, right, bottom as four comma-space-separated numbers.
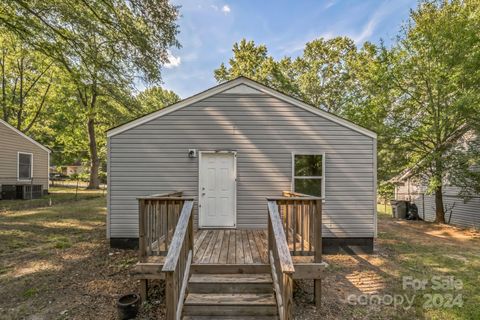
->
107, 77, 377, 252
395, 180, 480, 228
0, 119, 50, 199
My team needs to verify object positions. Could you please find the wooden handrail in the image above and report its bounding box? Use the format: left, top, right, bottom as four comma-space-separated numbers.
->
162, 200, 194, 272
282, 190, 312, 198
137, 196, 190, 200
137, 191, 183, 200
162, 200, 194, 320
267, 201, 294, 273
150, 191, 183, 197
267, 196, 323, 201
267, 200, 294, 320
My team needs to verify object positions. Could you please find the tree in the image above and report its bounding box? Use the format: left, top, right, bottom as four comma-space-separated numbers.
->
214, 38, 400, 182
342, 42, 405, 182
137, 86, 180, 114
0, 32, 57, 133
291, 37, 357, 113
1, 0, 180, 188
384, 0, 480, 223
214, 39, 298, 96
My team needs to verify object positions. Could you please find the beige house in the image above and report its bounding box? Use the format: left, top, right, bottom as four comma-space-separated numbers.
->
0, 119, 50, 199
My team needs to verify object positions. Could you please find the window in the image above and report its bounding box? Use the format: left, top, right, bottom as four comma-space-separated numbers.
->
292, 153, 324, 197
18, 152, 33, 180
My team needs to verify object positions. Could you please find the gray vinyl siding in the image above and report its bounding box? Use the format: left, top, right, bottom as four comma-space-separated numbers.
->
396, 184, 480, 228
108, 92, 376, 238
0, 121, 49, 190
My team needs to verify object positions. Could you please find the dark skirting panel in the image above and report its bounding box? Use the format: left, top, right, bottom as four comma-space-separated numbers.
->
110, 236, 374, 254
110, 238, 139, 249
322, 237, 374, 254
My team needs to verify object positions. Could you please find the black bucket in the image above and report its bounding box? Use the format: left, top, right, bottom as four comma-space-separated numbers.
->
117, 293, 140, 320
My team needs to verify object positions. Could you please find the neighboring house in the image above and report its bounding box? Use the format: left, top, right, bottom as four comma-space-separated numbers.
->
107, 77, 377, 252
0, 119, 51, 199
64, 165, 85, 176
50, 162, 86, 177
54, 164, 86, 176
393, 168, 480, 228
392, 132, 480, 228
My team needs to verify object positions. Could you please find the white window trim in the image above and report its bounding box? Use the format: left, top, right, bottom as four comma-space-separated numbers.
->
291, 152, 325, 198
17, 152, 33, 181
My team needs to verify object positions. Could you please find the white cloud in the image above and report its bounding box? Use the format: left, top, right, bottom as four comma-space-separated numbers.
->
165, 51, 181, 68
352, 16, 379, 44
351, 1, 405, 45
277, 32, 334, 56
221, 5, 231, 13
324, 1, 337, 9
210, 3, 231, 14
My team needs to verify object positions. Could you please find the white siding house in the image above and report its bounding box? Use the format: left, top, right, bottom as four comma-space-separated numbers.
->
107, 77, 377, 252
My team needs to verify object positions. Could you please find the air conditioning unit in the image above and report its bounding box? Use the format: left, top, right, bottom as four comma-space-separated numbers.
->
0, 184, 43, 200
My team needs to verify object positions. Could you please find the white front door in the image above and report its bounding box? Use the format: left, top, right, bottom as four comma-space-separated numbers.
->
199, 152, 236, 228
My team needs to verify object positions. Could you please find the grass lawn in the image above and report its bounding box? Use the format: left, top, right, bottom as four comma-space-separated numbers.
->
0, 191, 479, 319
314, 205, 480, 320
0, 189, 142, 320
374, 205, 480, 319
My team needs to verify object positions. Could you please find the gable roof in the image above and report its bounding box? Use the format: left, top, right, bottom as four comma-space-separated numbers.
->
0, 119, 51, 153
107, 76, 377, 139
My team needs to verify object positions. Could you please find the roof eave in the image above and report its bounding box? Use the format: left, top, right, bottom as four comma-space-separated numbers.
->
0, 119, 51, 153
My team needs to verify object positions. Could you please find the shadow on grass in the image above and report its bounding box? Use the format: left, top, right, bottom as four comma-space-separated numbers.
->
0, 198, 106, 255
0, 189, 105, 212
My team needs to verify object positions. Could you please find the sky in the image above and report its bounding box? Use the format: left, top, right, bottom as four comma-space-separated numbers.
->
158, 0, 419, 98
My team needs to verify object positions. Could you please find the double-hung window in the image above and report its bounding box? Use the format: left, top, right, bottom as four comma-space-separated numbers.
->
292, 153, 324, 197
18, 152, 33, 180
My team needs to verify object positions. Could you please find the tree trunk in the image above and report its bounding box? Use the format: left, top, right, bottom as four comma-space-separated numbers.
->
87, 117, 100, 189
434, 185, 445, 223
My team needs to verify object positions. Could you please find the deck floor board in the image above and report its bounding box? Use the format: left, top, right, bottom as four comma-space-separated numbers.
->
192, 230, 268, 264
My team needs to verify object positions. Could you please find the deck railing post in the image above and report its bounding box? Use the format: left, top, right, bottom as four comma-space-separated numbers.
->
165, 271, 177, 320
314, 199, 322, 308
267, 205, 271, 250
139, 199, 146, 260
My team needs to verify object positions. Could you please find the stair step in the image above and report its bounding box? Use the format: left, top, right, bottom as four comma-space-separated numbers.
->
183, 316, 279, 320
183, 293, 277, 316
188, 273, 273, 293
185, 293, 276, 306
190, 273, 273, 283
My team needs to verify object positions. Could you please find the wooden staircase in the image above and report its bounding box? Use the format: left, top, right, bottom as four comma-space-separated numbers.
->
135, 192, 326, 320
182, 272, 278, 319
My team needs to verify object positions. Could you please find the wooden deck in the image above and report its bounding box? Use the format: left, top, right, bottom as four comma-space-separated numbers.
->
136, 193, 325, 319
193, 229, 313, 265
193, 229, 269, 264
